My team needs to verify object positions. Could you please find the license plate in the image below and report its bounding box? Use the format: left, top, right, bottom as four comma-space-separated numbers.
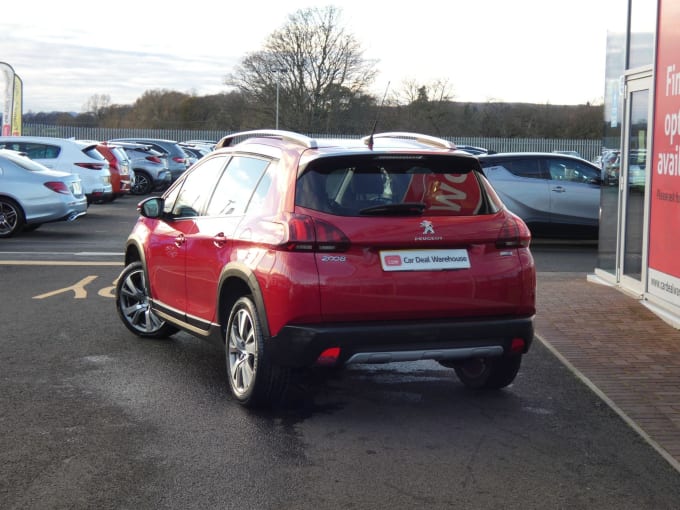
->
380, 249, 470, 272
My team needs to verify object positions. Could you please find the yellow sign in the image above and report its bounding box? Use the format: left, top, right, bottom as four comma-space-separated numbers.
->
11, 74, 22, 135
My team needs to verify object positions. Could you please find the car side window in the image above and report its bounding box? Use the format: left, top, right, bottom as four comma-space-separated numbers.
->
500, 158, 545, 179
169, 155, 229, 218
205, 156, 270, 217
547, 158, 600, 183
13, 143, 61, 159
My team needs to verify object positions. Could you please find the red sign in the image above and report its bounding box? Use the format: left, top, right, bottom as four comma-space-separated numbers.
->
648, 0, 680, 304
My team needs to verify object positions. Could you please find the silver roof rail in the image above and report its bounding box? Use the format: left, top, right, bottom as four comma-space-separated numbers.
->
360, 132, 456, 149
216, 130, 318, 149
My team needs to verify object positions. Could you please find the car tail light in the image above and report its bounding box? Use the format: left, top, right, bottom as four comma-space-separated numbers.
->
75, 162, 106, 170
43, 181, 70, 195
146, 155, 162, 164
280, 213, 350, 252
172, 157, 186, 164
496, 216, 531, 249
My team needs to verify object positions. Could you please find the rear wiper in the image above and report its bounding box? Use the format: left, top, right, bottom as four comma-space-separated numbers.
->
358, 202, 426, 216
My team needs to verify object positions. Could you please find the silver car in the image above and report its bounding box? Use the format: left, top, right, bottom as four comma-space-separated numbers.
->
109, 138, 190, 182
111, 142, 172, 195
478, 152, 602, 239
0, 149, 87, 238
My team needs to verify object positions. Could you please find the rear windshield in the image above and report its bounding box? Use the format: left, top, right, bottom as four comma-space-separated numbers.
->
296, 154, 493, 216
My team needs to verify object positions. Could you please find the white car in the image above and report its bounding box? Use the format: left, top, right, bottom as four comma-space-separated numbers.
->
0, 136, 112, 204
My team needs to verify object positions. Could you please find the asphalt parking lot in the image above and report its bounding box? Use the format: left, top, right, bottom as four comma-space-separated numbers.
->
1, 196, 680, 509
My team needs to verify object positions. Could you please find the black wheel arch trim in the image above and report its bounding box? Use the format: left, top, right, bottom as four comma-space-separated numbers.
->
218, 262, 270, 339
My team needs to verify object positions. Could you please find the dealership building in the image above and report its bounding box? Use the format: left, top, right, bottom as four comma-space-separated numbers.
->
593, 0, 680, 327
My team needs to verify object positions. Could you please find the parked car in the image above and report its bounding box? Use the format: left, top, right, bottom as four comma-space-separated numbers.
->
110, 142, 172, 195
0, 136, 112, 204
600, 149, 621, 185
84, 141, 131, 200
179, 142, 211, 163
109, 138, 190, 182
456, 144, 490, 155
182, 139, 216, 150
115, 130, 536, 408
0, 149, 87, 237
478, 152, 602, 239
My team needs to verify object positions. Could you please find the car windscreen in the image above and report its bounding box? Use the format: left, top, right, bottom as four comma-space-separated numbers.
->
296, 154, 491, 216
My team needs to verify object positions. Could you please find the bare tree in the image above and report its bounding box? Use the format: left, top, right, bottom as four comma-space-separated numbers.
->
226, 5, 378, 132
394, 78, 454, 106
391, 78, 456, 134
82, 94, 111, 119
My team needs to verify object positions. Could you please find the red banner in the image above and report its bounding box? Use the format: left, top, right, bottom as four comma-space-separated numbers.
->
0, 62, 15, 136
648, 0, 680, 305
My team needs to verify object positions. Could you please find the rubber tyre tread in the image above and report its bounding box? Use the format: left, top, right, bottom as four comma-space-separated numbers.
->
0, 198, 25, 238
455, 355, 522, 390
115, 261, 178, 339
226, 296, 289, 408
131, 170, 153, 195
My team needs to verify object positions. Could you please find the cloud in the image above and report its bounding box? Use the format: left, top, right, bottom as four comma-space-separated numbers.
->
3, 35, 237, 112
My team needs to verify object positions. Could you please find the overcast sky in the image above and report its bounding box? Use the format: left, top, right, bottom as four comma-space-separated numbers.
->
1, 0, 625, 113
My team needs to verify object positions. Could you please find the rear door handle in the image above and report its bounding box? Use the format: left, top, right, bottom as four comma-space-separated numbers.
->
551, 186, 566, 193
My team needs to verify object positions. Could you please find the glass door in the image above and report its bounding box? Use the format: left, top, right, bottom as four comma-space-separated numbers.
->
618, 70, 652, 294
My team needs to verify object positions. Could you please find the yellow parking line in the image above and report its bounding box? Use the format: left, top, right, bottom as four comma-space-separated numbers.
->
0, 261, 123, 266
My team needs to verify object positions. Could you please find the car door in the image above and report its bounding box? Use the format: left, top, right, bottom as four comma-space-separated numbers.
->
146, 156, 226, 317
184, 155, 271, 324
481, 156, 551, 226
544, 156, 601, 227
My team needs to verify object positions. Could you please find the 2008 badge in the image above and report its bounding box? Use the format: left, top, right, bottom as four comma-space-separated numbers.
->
321, 255, 347, 262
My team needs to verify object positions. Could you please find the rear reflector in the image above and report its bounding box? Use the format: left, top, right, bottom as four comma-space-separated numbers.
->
510, 338, 525, 354
316, 347, 341, 366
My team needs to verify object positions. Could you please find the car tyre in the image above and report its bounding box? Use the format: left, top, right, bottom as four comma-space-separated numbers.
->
454, 355, 522, 389
0, 198, 25, 238
131, 170, 153, 195
115, 261, 178, 338
225, 296, 289, 408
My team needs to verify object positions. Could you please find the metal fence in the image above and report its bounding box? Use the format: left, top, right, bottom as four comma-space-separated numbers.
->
21, 124, 603, 162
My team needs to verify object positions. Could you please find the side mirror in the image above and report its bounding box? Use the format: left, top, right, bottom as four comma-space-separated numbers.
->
137, 196, 164, 218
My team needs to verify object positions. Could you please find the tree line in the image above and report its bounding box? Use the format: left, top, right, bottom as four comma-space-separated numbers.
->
22, 6, 604, 140
24, 93, 603, 139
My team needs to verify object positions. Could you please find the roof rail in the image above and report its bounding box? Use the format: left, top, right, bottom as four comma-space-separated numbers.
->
215, 130, 318, 150
360, 132, 456, 150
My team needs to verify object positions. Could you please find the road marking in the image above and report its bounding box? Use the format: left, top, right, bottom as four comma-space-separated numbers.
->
0, 261, 123, 266
34, 275, 100, 300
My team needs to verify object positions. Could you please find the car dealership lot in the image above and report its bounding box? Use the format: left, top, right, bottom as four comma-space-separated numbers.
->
1, 197, 680, 508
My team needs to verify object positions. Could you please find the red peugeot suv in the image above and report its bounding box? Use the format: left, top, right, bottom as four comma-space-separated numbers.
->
115, 131, 536, 407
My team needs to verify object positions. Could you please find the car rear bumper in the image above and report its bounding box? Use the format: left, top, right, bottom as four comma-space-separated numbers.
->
268, 316, 534, 368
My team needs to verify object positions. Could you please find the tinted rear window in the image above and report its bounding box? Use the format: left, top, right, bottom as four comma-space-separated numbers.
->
296, 155, 491, 216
